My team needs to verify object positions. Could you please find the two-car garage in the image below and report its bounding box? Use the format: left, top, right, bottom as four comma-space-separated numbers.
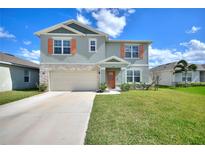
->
49, 70, 99, 91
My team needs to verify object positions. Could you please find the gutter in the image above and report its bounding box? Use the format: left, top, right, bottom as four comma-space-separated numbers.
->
0, 61, 39, 69
0, 61, 12, 65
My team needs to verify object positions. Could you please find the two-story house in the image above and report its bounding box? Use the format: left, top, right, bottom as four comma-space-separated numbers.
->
35, 19, 152, 91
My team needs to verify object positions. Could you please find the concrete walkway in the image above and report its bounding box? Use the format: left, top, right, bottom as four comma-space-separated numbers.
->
0, 92, 95, 145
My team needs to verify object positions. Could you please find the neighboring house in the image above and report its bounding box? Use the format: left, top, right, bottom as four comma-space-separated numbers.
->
35, 19, 152, 91
0, 52, 39, 91
150, 62, 205, 86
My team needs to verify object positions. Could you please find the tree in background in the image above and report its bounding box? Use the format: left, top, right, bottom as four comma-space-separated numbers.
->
173, 60, 197, 87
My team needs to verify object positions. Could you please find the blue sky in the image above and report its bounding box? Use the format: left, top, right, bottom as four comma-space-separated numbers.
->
0, 8, 205, 67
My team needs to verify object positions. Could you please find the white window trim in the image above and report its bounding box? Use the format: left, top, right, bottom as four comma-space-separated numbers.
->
89, 38, 97, 52
126, 69, 142, 83
24, 70, 30, 83
124, 44, 140, 59
53, 39, 71, 55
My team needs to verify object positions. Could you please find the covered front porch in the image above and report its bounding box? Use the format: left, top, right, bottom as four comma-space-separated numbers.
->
98, 56, 129, 89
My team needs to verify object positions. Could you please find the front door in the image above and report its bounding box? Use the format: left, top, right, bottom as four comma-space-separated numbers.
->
107, 71, 115, 89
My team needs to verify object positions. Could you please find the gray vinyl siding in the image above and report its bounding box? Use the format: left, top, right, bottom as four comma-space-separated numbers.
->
40, 34, 106, 63
150, 69, 202, 86
0, 64, 39, 91
158, 71, 174, 86
41, 34, 149, 65
106, 42, 149, 64
192, 71, 200, 82
175, 71, 200, 83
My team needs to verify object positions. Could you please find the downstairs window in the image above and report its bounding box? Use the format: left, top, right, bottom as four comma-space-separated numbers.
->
24, 70, 30, 82
127, 70, 141, 83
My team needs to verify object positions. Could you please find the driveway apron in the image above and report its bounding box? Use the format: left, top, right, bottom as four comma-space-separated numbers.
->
0, 92, 95, 145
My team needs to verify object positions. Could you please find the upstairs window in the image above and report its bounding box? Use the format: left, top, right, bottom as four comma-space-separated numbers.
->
54, 40, 62, 54
127, 70, 141, 83
63, 40, 70, 54
54, 40, 71, 54
24, 70, 30, 83
89, 39, 97, 52
125, 45, 139, 58
125, 46, 131, 58
182, 72, 192, 82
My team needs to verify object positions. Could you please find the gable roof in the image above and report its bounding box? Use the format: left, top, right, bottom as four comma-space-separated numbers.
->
35, 19, 109, 37
196, 64, 205, 70
35, 23, 85, 36
65, 20, 109, 36
150, 62, 177, 72
48, 27, 76, 34
0, 52, 39, 69
98, 56, 129, 64
107, 40, 152, 44
150, 61, 205, 72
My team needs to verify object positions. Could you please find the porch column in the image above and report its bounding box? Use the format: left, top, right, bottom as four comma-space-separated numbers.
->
100, 67, 106, 84
121, 67, 126, 84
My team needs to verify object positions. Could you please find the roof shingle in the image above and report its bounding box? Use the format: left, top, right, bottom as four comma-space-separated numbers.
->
0, 52, 39, 69
150, 61, 205, 72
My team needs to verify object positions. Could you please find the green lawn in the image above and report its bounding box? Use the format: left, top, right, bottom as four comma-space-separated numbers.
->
172, 86, 205, 95
85, 88, 205, 144
0, 90, 41, 105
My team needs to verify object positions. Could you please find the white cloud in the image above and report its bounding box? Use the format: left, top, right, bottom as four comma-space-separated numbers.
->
19, 48, 40, 64
84, 8, 99, 13
149, 46, 182, 68
149, 39, 205, 68
0, 27, 16, 39
92, 9, 126, 38
76, 8, 135, 38
76, 13, 91, 25
180, 39, 205, 50
186, 26, 201, 34
179, 39, 205, 64
23, 40, 32, 45
128, 9, 136, 14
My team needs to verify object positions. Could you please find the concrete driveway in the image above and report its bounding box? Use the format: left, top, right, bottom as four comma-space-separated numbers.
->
0, 91, 96, 145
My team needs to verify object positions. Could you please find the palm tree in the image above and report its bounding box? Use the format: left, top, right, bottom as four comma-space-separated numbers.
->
173, 60, 197, 87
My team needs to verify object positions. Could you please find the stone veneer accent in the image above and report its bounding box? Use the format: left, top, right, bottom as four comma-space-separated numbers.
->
40, 64, 99, 88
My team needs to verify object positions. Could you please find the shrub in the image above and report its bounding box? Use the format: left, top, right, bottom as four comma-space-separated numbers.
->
175, 82, 188, 87
190, 82, 205, 87
120, 83, 130, 91
99, 83, 107, 92
129, 82, 141, 90
129, 83, 136, 90
175, 82, 205, 87
37, 83, 48, 92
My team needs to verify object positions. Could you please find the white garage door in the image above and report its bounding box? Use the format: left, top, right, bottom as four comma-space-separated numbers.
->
50, 71, 98, 91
